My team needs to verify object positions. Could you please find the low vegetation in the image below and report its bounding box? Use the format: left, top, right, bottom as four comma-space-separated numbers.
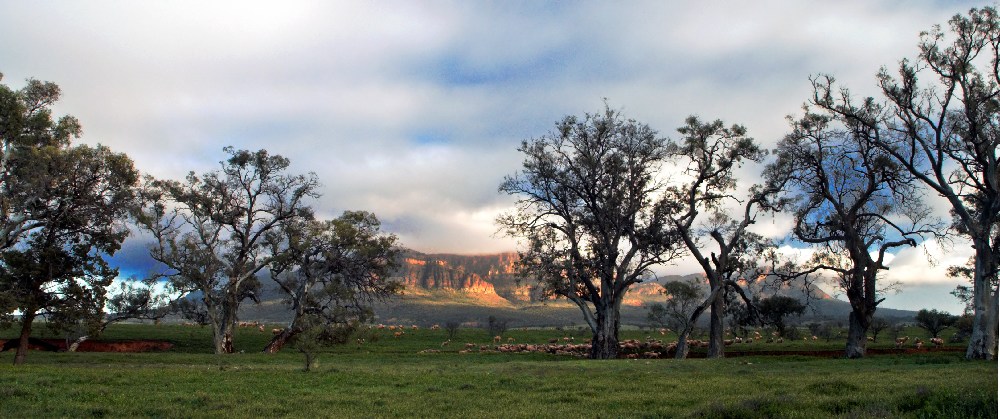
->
0, 323, 995, 417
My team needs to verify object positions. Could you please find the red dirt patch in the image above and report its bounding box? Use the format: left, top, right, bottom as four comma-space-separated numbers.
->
690, 347, 965, 358
0, 338, 173, 352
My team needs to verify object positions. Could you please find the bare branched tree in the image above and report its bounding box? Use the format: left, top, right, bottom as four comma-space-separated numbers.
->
812, 7, 999, 360
498, 105, 681, 359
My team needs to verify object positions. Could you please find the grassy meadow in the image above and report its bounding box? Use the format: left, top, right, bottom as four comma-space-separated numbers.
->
0, 323, 996, 418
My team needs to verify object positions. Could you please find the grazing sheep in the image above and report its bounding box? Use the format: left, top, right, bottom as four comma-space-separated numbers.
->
411, 325, 419, 330
441, 340, 451, 347
507, 337, 516, 343
493, 335, 502, 344
929, 337, 944, 347
465, 343, 476, 350
258, 325, 265, 332
895, 336, 909, 349
430, 324, 440, 331
272, 328, 283, 335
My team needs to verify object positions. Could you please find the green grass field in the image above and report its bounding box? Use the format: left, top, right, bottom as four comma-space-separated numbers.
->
1, 324, 996, 418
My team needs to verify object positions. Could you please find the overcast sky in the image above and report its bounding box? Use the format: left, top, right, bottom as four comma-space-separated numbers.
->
0, 1, 983, 312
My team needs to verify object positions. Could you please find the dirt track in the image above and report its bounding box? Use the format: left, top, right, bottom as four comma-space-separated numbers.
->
0, 338, 173, 352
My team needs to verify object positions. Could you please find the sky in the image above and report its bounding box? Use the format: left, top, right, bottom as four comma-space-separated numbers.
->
0, 0, 985, 313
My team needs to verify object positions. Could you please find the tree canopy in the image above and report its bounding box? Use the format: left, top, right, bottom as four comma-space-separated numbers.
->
498, 105, 681, 359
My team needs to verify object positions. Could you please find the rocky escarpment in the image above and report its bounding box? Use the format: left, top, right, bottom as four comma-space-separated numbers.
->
393, 251, 837, 308
394, 252, 533, 302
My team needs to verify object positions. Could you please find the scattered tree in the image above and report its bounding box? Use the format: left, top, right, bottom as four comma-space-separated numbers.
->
768, 96, 939, 358
444, 321, 460, 341
498, 105, 680, 359
486, 315, 509, 338
136, 148, 319, 354
659, 116, 786, 358
263, 211, 400, 353
915, 308, 959, 338
647, 278, 704, 336
869, 317, 891, 343
0, 75, 139, 365
813, 7, 999, 360
757, 295, 806, 339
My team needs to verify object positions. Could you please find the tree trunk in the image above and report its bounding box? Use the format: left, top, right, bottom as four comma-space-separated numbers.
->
213, 319, 236, 354
300, 348, 315, 372
674, 327, 691, 359
706, 294, 725, 358
966, 244, 998, 360
211, 300, 238, 354
589, 305, 620, 359
68, 335, 90, 352
13, 311, 36, 366
845, 310, 870, 359
263, 328, 299, 354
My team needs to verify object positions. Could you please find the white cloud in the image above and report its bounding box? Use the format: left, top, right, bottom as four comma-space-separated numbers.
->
0, 0, 981, 279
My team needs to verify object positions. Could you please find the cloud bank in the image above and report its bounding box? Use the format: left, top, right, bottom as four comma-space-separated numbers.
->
0, 1, 980, 311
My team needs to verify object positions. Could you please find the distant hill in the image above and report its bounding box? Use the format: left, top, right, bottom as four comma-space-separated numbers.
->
239, 249, 918, 327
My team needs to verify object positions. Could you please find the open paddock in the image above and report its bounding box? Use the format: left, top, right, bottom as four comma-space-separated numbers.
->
0, 324, 995, 417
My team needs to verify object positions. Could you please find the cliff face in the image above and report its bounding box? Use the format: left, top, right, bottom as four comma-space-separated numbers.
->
394, 251, 835, 307
395, 252, 522, 299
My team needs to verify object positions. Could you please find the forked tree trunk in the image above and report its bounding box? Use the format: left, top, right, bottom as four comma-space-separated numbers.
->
674, 327, 692, 359
589, 305, 620, 359
13, 311, 36, 366
845, 310, 871, 359
213, 318, 236, 354
263, 328, 300, 354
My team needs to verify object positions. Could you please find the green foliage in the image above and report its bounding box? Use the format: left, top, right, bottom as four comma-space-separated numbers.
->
265, 211, 401, 355
647, 278, 704, 333
757, 296, 806, 338
914, 309, 958, 338
497, 104, 679, 358
136, 147, 320, 353
0, 76, 139, 364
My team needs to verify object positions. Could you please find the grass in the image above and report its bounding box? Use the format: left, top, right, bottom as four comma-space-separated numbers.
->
0, 324, 996, 418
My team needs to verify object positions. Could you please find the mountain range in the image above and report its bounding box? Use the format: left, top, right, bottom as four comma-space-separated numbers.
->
242, 250, 919, 328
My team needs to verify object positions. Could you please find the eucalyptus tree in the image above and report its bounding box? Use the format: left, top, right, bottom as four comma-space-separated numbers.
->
659, 117, 786, 358
768, 108, 940, 358
0, 75, 139, 365
263, 211, 401, 354
0, 74, 84, 249
811, 7, 999, 360
136, 148, 319, 354
646, 277, 704, 337
498, 105, 681, 359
